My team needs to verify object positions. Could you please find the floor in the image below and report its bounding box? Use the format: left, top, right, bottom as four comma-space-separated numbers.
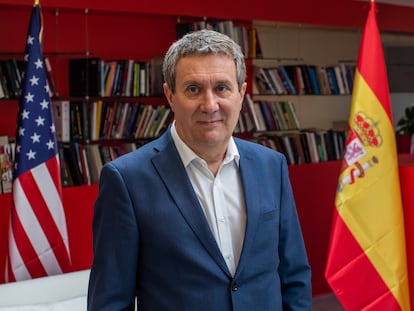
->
312, 293, 344, 311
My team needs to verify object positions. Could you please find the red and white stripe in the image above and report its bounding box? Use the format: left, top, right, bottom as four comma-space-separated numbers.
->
7, 155, 71, 282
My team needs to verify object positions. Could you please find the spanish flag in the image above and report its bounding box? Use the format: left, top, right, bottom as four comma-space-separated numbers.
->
324, 1, 411, 310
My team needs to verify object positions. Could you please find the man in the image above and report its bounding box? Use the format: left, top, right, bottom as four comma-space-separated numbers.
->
88, 29, 312, 310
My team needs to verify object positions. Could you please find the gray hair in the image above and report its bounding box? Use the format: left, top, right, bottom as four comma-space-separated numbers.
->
162, 29, 246, 93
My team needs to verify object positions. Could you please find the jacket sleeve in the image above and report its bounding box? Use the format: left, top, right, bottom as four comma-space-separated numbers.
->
278, 157, 312, 311
87, 162, 138, 311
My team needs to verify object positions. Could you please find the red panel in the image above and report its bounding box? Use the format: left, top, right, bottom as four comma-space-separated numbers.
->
0, 101, 18, 137
0, 160, 413, 303
399, 163, 414, 308
0, 193, 11, 284
289, 160, 341, 295
1, 0, 414, 33
63, 184, 97, 274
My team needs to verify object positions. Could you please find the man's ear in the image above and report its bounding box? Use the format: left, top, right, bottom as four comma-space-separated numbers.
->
240, 82, 247, 99
163, 83, 174, 112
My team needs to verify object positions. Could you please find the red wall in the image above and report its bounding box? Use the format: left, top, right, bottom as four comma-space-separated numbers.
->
1, 0, 414, 33
0, 163, 341, 296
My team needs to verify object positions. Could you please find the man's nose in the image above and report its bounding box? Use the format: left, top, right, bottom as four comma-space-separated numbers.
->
200, 89, 219, 112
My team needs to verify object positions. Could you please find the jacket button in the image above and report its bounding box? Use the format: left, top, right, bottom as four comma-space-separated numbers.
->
231, 282, 238, 291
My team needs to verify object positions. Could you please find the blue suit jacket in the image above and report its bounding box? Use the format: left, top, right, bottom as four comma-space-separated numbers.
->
87, 129, 312, 310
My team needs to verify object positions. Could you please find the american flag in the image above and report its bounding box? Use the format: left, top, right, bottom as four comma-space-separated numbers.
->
6, 3, 71, 282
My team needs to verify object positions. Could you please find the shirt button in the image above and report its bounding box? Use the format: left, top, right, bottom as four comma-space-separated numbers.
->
220, 216, 225, 223
231, 282, 238, 292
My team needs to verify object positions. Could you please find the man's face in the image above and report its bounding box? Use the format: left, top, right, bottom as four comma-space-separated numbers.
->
164, 54, 247, 153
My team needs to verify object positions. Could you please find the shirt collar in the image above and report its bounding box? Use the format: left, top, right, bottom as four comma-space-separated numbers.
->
170, 121, 240, 168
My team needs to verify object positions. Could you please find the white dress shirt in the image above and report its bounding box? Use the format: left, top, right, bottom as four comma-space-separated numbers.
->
171, 124, 246, 276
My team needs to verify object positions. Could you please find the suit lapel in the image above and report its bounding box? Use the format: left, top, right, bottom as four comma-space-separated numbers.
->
234, 141, 263, 278
151, 132, 231, 276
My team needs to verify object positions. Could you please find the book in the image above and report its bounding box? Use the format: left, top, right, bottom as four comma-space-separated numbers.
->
51, 100, 70, 143
123, 59, 135, 97
277, 66, 297, 95
150, 56, 164, 96
142, 106, 159, 138
244, 94, 261, 131
70, 101, 84, 140
326, 66, 339, 94
294, 66, 306, 95
258, 100, 277, 131
0, 144, 12, 194
154, 107, 173, 137
81, 101, 91, 141
139, 61, 149, 96
114, 102, 131, 139
315, 65, 331, 95
146, 105, 165, 138
103, 61, 118, 97
134, 105, 153, 138
57, 143, 72, 187
84, 144, 103, 184
69, 57, 104, 97
0, 60, 20, 98
307, 65, 321, 95
267, 68, 286, 95
253, 66, 275, 95
111, 60, 124, 96
269, 101, 287, 130
102, 101, 118, 139
285, 101, 301, 129
78, 143, 91, 185
304, 131, 320, 163
0, 67, 6, 99
109, 102, 124, 138
333, 65, 346, 95
62, 143, 84, 186
253, 102, 267, 131
0, 63, 11, 98
125, 102, 142, 138
299, 132, 311, 163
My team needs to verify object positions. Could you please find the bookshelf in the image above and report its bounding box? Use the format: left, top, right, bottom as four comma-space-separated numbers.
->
1, 0, 414, 297
252, 21, 414, 130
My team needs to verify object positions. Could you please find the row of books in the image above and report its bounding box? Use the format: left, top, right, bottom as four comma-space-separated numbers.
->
52, 100, 174, 143
58, 142, 141, 187
1, 126, 345, 190
176, 20, 263, 59
251, 128, 346, 165
0, 135, 140, 189
69, 56, 164, 98
0, 136, 13, 194
0, 58, 56, 99
59, 128, 345, 187
253, 63, 356, 96
236, 95, 301, 133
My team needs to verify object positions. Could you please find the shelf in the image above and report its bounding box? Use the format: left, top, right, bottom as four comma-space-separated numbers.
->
252, 94, 352, 97
0, 96, 168, 103
0, 51, 92, 57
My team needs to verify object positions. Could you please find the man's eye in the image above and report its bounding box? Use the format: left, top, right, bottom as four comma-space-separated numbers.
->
188, 86, 199, 94
216, 85, 228, 93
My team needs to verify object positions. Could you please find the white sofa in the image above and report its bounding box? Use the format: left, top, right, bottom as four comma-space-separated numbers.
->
0, 269, 90, 310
